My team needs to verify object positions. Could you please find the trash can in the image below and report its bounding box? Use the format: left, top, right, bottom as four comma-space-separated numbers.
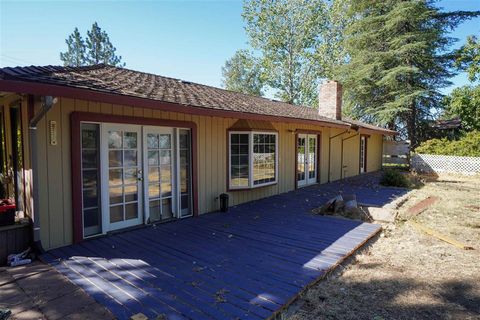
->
219, 193, 229, 212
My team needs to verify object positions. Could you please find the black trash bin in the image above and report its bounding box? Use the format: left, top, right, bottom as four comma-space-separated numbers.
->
219, 193, 229, 212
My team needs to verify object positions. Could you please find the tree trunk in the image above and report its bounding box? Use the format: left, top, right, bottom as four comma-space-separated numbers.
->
407, 101, 417, 147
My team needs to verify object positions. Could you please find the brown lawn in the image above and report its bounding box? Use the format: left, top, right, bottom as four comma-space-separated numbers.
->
285, 173, 480, 320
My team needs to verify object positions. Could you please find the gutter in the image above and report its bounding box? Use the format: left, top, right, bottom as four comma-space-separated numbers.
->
29, 95, 56, 253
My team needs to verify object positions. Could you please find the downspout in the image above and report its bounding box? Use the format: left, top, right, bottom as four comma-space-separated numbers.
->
29, 95, 56, 253
328, 129, 349, 182
341, 133, 359, 179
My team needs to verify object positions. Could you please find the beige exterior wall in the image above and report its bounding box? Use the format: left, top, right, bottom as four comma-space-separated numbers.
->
367, 133, 383, 172
25, 97, 384, 249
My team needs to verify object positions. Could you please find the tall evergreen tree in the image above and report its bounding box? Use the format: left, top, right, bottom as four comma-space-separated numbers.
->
60, 27, 86, 67
340, 0, 478, 146
221, 50, 264, 96
85, 22, 125, 67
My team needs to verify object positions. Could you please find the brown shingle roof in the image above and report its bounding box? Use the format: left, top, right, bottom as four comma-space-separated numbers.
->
0, 64, 394, 134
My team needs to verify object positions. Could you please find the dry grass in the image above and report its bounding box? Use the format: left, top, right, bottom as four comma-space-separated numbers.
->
285, 173, 480, 320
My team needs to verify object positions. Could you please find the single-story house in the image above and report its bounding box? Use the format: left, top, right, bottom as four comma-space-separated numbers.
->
0, 65, 395, 251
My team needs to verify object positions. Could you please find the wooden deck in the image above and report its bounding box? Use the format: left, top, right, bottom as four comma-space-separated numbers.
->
42, 180, 398, 320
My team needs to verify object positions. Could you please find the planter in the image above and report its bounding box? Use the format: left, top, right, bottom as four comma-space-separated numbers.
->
0, 200, 16, 227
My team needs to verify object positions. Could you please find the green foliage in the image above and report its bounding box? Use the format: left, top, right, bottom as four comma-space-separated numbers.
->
455, 35, 480, 82
380, 169, 410, 188
221, 50, 264, 96
60, 28, 86, 67
415, 131, 480, 157
338, 0, 479, 147
60, 22, 125, 67
314, 0, 351, 79
85, 22, 125, 67
443, 85, 480, 131
242, 0, 329, 106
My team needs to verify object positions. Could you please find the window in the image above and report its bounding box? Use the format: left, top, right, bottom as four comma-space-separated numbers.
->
229, 131, 278, 189
81, 123, 102, 237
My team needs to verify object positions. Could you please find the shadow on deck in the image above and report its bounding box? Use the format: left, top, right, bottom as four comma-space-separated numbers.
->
43, 175, 406, 320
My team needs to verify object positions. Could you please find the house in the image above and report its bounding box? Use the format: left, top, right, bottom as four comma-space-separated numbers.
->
0, 65, 395, 251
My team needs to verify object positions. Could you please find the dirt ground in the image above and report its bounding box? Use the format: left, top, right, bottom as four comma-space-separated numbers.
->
286, 173, 480, 320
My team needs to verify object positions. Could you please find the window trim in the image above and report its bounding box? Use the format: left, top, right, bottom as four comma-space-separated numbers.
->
228, 130, 279, 190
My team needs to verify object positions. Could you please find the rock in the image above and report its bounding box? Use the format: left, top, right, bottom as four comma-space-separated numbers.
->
318, 195, 343, 213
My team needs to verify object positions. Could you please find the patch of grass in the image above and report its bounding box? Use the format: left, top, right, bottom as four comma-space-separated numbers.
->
380, 169, 410, 188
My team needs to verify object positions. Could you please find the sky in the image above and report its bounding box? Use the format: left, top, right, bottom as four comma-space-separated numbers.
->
0, 0, 479, 95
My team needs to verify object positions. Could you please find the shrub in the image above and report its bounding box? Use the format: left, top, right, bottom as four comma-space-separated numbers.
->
380, 169, 410, 188
415, 130, 480, 157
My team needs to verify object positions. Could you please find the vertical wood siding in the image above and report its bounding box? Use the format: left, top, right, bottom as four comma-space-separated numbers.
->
29, 97, 384, 249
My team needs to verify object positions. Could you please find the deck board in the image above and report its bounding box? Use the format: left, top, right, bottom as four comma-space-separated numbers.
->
43, 179, 400, 319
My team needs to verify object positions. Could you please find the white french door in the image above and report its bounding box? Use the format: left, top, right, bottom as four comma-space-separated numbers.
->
87, 123, 192, 236
101, 124, 143, 232
297, 134, 318, 187
143, 127, 176, 223
360, 135, 367, 173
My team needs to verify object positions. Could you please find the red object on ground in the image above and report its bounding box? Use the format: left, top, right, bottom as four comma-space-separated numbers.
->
407, 196, 439, 216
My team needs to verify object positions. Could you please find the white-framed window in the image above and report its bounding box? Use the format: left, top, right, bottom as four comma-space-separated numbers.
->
229, 131, 278, 189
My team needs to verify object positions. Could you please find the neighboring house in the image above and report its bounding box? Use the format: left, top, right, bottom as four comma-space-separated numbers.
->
0, 65, 395, 250
431, 118, 462, 139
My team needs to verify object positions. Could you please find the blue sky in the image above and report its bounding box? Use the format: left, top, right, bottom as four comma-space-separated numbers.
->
1, 0, 479, 95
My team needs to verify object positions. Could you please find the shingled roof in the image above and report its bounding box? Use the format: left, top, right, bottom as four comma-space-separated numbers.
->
0, 64, 395, 134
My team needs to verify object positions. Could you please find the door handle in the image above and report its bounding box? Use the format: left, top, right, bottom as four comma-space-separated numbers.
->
137, 170, 143, 181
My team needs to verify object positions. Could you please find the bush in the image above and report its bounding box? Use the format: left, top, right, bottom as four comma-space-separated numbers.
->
415, 130, 480, 157
380, 169, 410, 188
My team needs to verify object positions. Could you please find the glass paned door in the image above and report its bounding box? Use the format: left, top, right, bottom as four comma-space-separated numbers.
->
360, 136, 366, 173
101, 124, 143, 231
81, 123, 102, 237
297, 135, 306, 187
307, 135, 317, 183
297, 134, 317, 187
144, 127, 175, 222
178, 129, 192, 218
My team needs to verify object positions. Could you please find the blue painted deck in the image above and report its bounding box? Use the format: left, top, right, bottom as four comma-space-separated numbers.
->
43, 175, 406, 320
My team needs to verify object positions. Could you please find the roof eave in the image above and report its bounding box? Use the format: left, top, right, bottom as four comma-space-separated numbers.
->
358, 126, 398, 136
0, 79, 350, 129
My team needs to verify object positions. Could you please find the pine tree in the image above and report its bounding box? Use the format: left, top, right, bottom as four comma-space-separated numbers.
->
60, 27, 86, 67
340, 0, 478, 146
85, 22, 125, 67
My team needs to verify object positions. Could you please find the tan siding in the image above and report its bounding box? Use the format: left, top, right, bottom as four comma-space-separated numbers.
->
343, 135, 360, 178
329, 128, 343, 181
36, 102, 51, 248
30, 97, 385, 249
61, 98, 75, 245
45, 102, 65, 247
367, 134, 383, 172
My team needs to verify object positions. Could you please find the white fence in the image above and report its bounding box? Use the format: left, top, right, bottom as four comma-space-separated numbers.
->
411, 154, 480, 174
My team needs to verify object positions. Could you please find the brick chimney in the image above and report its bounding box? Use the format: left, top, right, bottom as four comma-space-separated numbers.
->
318, 80, 342, 120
